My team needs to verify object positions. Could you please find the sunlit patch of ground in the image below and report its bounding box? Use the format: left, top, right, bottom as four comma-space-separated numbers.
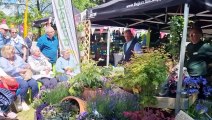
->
17, 107, 35, 120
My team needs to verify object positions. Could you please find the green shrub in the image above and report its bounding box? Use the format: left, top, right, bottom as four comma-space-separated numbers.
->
113, 48, 169, 107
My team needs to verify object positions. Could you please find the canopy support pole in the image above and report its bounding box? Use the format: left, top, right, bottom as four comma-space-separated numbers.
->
106, 27, 111, 66
175, 3, 190, 115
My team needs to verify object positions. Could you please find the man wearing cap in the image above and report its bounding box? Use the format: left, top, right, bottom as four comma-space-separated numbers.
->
0, 24, 10, 56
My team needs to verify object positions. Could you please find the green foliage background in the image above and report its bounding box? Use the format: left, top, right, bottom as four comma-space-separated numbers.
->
165, 16, 184, 60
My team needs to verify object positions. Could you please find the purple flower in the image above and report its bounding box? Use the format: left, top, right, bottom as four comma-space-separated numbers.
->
186, 88, 199, 95
36, 103, 49, 120
195, 104, 208, 114
77, 112, 88, 120
203, 86, 212, 97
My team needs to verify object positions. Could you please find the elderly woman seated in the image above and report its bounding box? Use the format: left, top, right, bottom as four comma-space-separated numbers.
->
55, 49, 80, 81
28, 46, 57, 89
0, 67, 19, 119
0, 45, 38, 111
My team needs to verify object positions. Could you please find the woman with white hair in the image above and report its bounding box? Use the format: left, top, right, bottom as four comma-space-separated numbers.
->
55, 49, 80, 81
0, 45, 38, 111
28, 46, 57, 89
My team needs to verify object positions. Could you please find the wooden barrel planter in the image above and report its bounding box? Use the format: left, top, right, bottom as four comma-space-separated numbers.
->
61, 96, 87, 114
82, 87, 103, 101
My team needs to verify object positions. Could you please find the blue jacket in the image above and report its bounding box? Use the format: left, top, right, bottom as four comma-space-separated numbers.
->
0, 55, 28, 78
37, 34, 59, 64
0, 33, 7, 49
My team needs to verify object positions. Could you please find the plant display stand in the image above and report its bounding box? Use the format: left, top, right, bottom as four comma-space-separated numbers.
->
152, 93, 198, 109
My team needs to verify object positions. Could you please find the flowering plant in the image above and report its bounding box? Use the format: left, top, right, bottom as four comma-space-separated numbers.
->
35, 100, 80, 120
35, 103, 49, 120
123, 108, 175, 120
77, 111, 105, 120
187, 100, 212, 119
183, 76, 212, 97
162, 72, 212, 98
82, 88, 140, 120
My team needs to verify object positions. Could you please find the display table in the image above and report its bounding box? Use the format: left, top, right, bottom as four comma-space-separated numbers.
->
152, 93, 198, 109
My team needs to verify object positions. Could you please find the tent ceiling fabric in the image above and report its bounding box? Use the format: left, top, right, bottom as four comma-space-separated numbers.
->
88, 0, 212, 30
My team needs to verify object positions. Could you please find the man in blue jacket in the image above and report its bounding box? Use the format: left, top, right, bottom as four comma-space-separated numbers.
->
37, 26, 59, 64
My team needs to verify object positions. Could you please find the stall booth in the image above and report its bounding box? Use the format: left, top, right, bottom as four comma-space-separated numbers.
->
90, 25, 147, 66
87, 0, 212, 114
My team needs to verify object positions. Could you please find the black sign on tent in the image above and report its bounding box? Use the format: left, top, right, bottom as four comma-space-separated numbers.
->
88, 0, 212, 30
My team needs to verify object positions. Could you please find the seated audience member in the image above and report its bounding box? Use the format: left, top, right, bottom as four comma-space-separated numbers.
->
28, 46, 57, 89
55, 49, 80, 81
7, 28, 28, 61
0, 45, 38, 111
0, 68, 18, 119
0, 67, 19, 94
0, 88, 17, 119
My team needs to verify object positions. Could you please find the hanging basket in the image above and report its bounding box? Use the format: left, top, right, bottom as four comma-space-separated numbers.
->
61, 96, 87, 114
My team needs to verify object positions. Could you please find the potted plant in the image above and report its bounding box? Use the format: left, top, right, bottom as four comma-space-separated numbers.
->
112, 48, 169, 107
69, 60, 111, 100
34, 83, 88, 120
35, 100, 81, 120
76, 23, 85, 37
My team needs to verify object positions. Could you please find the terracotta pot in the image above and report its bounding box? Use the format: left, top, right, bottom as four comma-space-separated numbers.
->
82, 87, 103, 101
120, 87, 134, 94
61, 96, 87, 114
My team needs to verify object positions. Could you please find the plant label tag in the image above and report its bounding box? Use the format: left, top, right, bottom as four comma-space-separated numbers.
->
175, 110, 194, 120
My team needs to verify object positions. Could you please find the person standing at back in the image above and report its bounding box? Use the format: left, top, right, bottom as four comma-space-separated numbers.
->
185, 26, 212, 79
185, 25, 212, 98
0, 24, 10, 56
37, 26, 59, 65
122, 29, 141, 62
25, 32, 33, 49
